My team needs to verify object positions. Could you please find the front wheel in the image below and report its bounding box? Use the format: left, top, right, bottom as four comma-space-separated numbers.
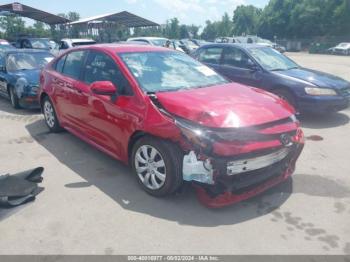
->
42, 96, 63, 133
131, 136, 183, 197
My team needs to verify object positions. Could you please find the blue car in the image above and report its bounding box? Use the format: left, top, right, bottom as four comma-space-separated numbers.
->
193, 44, 350, 114
0, 49, 54, 109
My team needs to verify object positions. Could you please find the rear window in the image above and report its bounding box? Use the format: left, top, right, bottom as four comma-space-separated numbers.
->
62, 51, 86, 80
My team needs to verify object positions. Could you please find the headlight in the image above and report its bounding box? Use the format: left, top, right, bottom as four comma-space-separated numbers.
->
175, 117, 271, 146
305, 87, 337, 96
15, 78, 28, 98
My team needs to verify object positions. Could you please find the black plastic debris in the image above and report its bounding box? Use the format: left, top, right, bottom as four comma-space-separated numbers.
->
0, 167, 44, 207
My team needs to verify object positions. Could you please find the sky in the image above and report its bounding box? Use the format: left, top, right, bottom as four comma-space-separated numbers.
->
9, 0, 269, 26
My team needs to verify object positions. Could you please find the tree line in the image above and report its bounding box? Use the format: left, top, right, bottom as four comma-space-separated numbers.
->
0, 0, 349, 42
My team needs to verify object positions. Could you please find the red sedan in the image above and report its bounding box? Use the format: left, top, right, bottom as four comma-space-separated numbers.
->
38, 44, 304, 208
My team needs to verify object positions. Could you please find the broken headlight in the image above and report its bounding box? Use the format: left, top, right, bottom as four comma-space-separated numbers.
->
175, 118, 212, 148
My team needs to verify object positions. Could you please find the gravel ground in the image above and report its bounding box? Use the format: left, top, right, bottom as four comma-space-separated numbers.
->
0, 53, 349, 255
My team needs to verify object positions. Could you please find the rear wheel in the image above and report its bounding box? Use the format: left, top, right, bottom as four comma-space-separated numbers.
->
8, 87, 21, 109
42, 96, 63, 133
131, 136, 183, 197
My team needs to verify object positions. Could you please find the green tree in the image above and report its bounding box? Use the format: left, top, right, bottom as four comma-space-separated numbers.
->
217, 13, 233, 36
187, 24, 200, 38
0, 15, 26, 40
232, 5, 262, 36
164, 18, 180, 39
201, 20, 218, 40
179, 25, 189, 39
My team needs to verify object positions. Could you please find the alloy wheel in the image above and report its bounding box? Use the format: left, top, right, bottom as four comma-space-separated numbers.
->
44, 100, 55, 128
134, 145, 166, 190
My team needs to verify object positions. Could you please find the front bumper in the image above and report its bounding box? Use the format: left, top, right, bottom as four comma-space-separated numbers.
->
298, 95, 349, 114
194, 142, 304, 208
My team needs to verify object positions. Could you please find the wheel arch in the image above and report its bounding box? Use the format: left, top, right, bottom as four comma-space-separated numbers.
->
39, 92, 49, 110
127, 131, 184, 165
270, 85, 298, 108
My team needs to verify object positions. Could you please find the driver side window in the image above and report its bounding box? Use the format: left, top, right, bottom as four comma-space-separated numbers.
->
222, 47, 253, 69
83, 51, 133, 96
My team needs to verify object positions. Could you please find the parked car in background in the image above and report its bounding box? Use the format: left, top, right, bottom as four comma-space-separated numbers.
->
127, 37, 168, 47
0, 49, 54, 109
193, 44, 350, 114
328, 43, 350, 55
165, 40, 187, 53
180, 39, 199, 51
52, 38, 97, 56
191, 39, 210, 46
273, 43, 286, 53
119, 41, 150, 46
39, 44, 304, 207
215, 37, 240, 43
15, 37, 53, 51
0, 39, 15, 51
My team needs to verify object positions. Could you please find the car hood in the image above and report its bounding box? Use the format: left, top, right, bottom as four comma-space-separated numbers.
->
273, 68, 350, 90
9, 69, 40, 85
155, 83, 294, 128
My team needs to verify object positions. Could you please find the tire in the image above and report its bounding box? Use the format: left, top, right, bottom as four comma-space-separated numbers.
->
131, 136, 183, 197
8, 86, 21, 109
42, 96, 63, 133
273, 89, 297, 110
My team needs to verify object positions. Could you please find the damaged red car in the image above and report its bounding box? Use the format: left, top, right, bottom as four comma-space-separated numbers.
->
39, 45, 304, 208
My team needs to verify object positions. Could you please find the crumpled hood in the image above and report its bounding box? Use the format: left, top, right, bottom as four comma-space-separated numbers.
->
9, 69, 40, 86
274, 68, 350, 90
155, 83, 294, 128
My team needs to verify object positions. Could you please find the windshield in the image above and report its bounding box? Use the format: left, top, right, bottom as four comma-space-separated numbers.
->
6, 52, 54, 71
248, 47, 298, 71
338, 43, 350, 48
120, 51, 228, 93
150, 39, 168, 47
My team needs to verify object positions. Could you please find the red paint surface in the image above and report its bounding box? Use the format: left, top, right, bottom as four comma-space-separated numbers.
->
39, 44, 304, 206
156, 84, 295, 128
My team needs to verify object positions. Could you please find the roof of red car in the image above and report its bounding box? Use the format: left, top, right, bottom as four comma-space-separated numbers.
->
79, 43, 169, 53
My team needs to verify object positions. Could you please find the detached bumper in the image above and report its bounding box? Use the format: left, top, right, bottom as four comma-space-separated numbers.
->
195, 142, 304, 208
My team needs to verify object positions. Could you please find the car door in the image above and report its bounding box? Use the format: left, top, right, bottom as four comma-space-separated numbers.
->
56, 50, 88, 129
220, 46, 263, 87
79, 50, 135, 157
196, 46, 224, 72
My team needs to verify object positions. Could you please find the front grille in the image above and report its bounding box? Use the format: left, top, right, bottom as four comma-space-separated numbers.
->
200, 144, 302, 198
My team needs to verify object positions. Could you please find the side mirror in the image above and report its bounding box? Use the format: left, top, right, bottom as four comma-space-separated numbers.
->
91, 81, 117, 96
246, 60, 259, 71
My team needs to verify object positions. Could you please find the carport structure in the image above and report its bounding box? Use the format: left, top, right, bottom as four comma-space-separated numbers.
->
68, 11, 160, 41
0, 2, 70, 24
